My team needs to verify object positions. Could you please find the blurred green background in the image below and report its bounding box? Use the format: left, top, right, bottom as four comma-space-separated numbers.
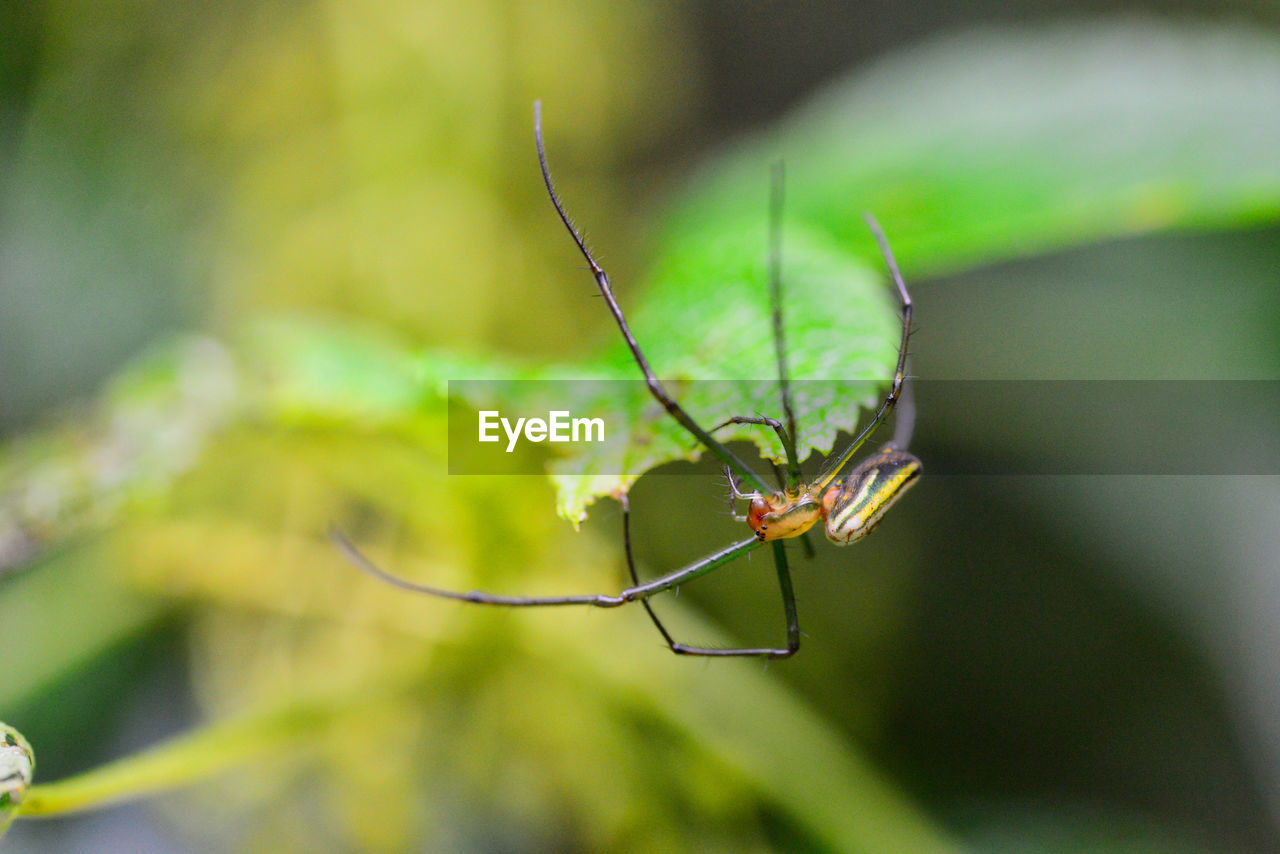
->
3, 1, 1280, 852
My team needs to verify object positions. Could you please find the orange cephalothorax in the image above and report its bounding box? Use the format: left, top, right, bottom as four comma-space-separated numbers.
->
746, 490, 823, 541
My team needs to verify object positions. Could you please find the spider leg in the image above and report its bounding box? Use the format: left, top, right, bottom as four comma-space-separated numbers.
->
766, 161, 804, 490
620, 499, 800, 659
891, 359, 917, 450
620, 492, 680, 648
534, 102, 773, 496
722, 465, 753, 521
700, 166, 817, 560
710, 415, 796, 489
330, 525, 761, 609
812, 213, 914, 493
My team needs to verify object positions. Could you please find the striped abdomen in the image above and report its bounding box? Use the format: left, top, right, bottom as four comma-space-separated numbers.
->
821, 445, 921, 546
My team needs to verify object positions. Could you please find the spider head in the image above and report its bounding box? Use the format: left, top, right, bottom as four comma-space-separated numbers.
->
746, 490, 823, 541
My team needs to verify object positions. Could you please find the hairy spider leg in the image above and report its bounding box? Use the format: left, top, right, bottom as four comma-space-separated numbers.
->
533, 102, 804, 656
810, 213, 914, 495
533, 102, 774, 497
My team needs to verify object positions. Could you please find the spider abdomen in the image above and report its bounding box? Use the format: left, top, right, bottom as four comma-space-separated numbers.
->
822, 445, 921, 546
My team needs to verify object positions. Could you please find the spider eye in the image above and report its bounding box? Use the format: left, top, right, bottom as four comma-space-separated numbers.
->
823, 446, 921, 546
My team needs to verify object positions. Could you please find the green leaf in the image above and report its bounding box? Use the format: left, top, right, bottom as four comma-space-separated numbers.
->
546, 20, 1280, 520
544, 229, 898, 522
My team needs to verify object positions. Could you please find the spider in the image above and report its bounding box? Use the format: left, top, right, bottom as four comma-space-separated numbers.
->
330, 102, 921, 659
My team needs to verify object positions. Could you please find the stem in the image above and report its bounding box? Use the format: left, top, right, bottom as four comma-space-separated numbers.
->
17, 697, 343, 819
